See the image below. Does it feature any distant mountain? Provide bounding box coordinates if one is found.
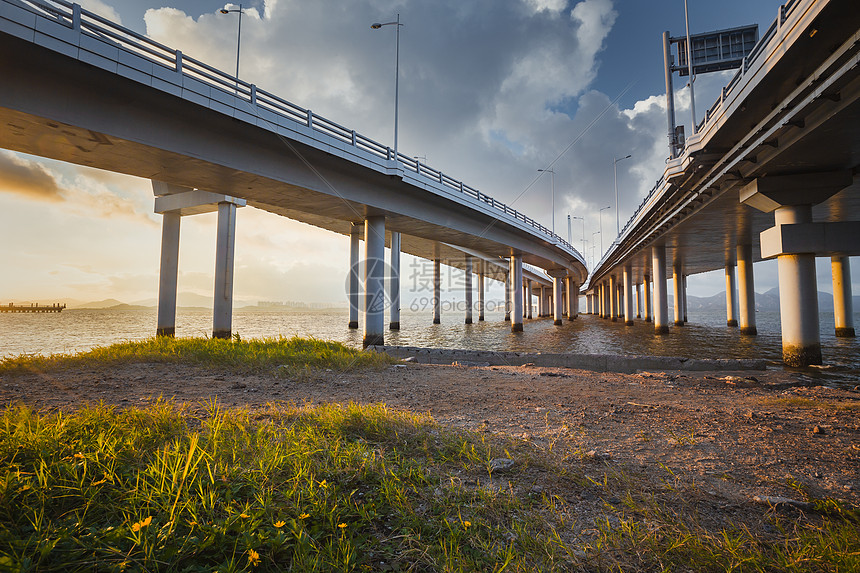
[70,298,125,309]
[672,288,860,313]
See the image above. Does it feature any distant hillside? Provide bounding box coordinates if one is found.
[70,298,125,309]
[675,288,860,312]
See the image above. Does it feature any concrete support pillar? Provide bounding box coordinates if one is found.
[601,283,608,318]
[652,246,669,334]
[635,283,642,319]
[567,277,577,320]
[538,287,544,317]
[832,256,855,337]
[672,263,684,327]
[623,267,634,326]
[464,255,473,324]
[682,275,688,323]
[523,279,528,319]
[156,211,181,337]
[526,279,533,318]
[511,255,523,332]
[775,205,821,366]
[433,251,442,324]
[389,231,401,330]
[504,273,511,321]
[348,223,361,329]
[213,202,238,339]
[737,243,757,335]
[553,277,563,325]
[609,275,618,322]
[725,263,738,327]
[363,215,386,347]
[643,274,652,322]
[478,271,485,321]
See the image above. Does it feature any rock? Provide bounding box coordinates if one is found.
[752,495,814,511]
[392,364,407,370]
[813,425,825,435]
[402,356,416,363]
[489,458,515,473]
[230,381,247,389]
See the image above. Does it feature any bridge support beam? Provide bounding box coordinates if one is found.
[504,273,511,321]
[635,283,642,319]
[526,279,533,318]
[672,264,684,327]
[609,275,618,322]
[774,205,821,366]
[464,255,473,324]
[567,276,577,320]
[832,256,855,337]
[643,274,652,323]
[737,244,757,335]
[389,231,401,330]
[363,215,386,347]
[478,270,486,321]
[623,267,634,326]
[652,246,669,334]
[156,211,180,337]
[523,279,528,319]
[348,224,360,329]
[602,282,610,319]
[553,276,563,325]
[725,263,738,327]
[213,202,238,339]
[510,255,523,332]
[433,246,442,324]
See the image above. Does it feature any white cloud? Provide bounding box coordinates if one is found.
[79,0,123,25]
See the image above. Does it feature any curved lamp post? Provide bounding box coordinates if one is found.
[613,154,632,234]
[219,4,244,81]
[371,14,402,162]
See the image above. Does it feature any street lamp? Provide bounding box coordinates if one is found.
[219,4,244,82]
[571,215,585,254]
[538,168,555,235]
[613,154,632,234]
[599,206,610,254]
[371,14,403,162]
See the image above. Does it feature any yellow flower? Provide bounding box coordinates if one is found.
[74,453,85,459]
[240,513,250,519]
[131,516,152,532]
[274,520,285,528]
[298,513,310,520]
[247,549,260,567]
[318,479,328,488]
[463,521,471,529]
[338,523,347,529]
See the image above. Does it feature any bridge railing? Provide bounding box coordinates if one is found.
[6,0,584,266]
[615,0,806,244]
[693,0,803,134]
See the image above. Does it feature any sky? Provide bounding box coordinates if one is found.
[2,0,856,307]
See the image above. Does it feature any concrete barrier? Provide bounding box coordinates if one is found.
[368,345,767,373]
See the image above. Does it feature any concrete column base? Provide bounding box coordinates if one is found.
[625,320,634,326]
[363,334,384,347]
[674,320,684,327]
[504,316,510,322]
[213,330,231,339]
[554,319,562,325]
[465,318,473,324]
[655,325,669,334]
[727,319,738,327]
[389,322,400,330]
[348,321,359,329]
[156,327,175,337]
[741,326,758,335]
[433,318,441,325]
[512,323,523,332]
[783,343,822,368]
[836,327,856,337]
[645,318,652,323]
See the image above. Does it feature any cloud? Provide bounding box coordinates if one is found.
[0,151,64,201]
[79,0,123,24]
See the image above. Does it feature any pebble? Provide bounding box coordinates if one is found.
[813,425,825,435]
[489,458,515,473]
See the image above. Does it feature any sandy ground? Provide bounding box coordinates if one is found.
[2,360,859,509]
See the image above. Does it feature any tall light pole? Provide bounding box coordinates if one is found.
[538,168,555,235]
[219,4,244,81]
[599,206,610,254]
[572,215,585,254]
[684,0,697,134]
[371,14,402,162]
[613,154,632,235]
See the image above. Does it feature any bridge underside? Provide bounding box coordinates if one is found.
[0,32,580,284]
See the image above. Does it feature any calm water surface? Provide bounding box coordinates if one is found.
[1,307,858,387]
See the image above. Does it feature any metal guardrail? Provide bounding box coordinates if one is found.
[616,0,805,245]
[5,0,583,263]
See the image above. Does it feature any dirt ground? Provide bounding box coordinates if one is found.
[2,360,859,509]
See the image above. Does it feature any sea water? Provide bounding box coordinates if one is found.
[1,307,858,388]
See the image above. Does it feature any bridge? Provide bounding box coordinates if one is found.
[0,0,587,346]
[585,0,860,366]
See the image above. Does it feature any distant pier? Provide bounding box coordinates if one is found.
[1,303,66,313]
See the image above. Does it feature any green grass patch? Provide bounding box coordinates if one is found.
[0,336,395,376]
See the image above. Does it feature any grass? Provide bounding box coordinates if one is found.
[0,402,857,572]
[0,336,395,376]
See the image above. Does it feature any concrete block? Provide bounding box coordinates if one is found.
[34,30,78,58]
[34,16,79,47]
[117,63,151,85]
[117,49,153,76]
[180,88,208,107]
[760,221,860,258]
[0,14,36,42]
[79,49,118,73]
[152,76,182,97]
